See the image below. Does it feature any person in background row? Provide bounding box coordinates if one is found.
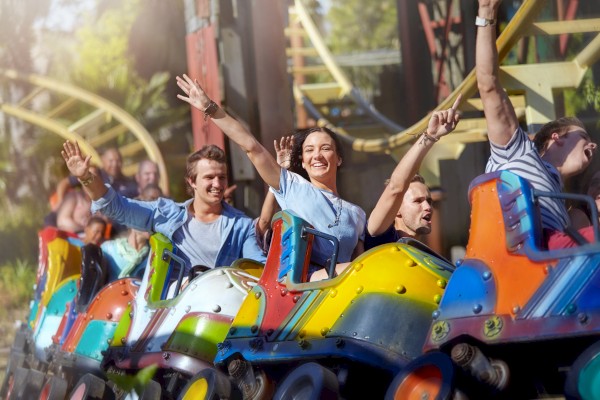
[82,216,107,246]
[56,190,92,235]
[135,160,160,196]
[100,186,163,282]
[100,148,138,198]
[61,141,266,273]
[138,183,164,202]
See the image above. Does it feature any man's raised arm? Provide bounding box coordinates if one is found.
[476,0,519,146]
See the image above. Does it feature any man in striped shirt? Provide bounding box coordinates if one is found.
[476,0,597,249]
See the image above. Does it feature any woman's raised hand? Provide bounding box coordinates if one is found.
[61,141,91,179]
[176,74,211,111]
[274,136,294,169]
[427,93,462,140]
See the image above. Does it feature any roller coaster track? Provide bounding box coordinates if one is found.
[0,69,169,193]
[290,0,600,182]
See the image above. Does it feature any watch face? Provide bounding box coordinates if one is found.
[475,16,495,26]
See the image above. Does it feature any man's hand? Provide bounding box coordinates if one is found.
[426,93,462,140]
[274,136,294,169]
[61,141,92,179]
[478,0,501,18]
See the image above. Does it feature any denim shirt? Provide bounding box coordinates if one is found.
[91,185,266,267]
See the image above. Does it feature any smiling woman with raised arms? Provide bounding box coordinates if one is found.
[177,75,365,280]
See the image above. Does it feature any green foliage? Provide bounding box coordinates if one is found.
[564,70,599,125]
[326,0,398,95]
[0,259,36,313]
[0,196,48,267]
[327,0,398,53]
[73,0,143,102]
[583,80,600,112]
[107,364,158,395]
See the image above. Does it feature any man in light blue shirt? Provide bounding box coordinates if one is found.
[62,142,266,270]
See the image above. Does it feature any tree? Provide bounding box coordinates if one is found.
[326,0,399,95]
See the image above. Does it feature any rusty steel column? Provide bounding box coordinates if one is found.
[185,0,225,150]
[396,0,435,123]
[250,0,294,147]
[290,18,308,128]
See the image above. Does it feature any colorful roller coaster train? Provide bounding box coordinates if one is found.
[3,170,600,399]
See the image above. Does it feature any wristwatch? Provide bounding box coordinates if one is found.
[475,16,496,27]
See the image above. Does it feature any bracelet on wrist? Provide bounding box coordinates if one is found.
[203,101,219,121]
[421,130,439,144]
[78,172,95,186]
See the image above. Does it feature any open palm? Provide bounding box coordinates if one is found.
[61,141,91,178]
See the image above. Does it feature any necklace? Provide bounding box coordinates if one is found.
[328,196,343,228]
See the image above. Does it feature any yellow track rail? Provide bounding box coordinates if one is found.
[290,0,600,183]
[0,69,169,193]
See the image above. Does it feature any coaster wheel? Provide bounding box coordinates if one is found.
[177,368,239,400]
[273,362,339,400]
[8,367,45,400]
[68,374,114,400]
[385,352,455,400]
[139,380,162,400]
[39,376,68,400]
[0,352,25,398]
[565,340,600,400]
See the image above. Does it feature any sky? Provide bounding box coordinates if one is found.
[38,0,95,32]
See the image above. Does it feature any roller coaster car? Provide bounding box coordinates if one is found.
[0,227,82,399]
[86,233,263,399]
[34,244,140,400]
[209,210,454,400]
[386,171,600,400]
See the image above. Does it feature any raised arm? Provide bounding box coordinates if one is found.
[476,0,519,146]
[257,136,292,236]
[176,75,282,189]
[61,141,108,201]
[367,95,462,236]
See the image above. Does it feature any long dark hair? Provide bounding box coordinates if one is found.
[290,127,344,181]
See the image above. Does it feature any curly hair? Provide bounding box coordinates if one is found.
[289,127,344,181]
[184,145,227,196]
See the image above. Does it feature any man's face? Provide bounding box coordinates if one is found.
[102,149,123,178]
[559,127,597,177]
[137,162,160,190]
[396,181,433,237]
[188,159,228,206]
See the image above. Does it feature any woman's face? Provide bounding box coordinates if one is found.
[301,131,341,181]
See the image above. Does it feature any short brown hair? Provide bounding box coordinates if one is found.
[384,173,425,186]
[533,117,586,154]
[185,145,227,195]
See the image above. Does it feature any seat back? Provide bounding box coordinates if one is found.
[465,171,550,315]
